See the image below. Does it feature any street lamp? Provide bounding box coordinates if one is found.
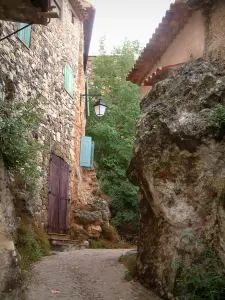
[94,99,107,117]
[80,93,107,117]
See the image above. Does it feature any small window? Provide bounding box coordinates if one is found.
[64,63,74,97]
[50,0,62,17]
[17,23,31,48]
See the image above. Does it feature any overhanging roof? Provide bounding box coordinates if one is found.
[126,0,192,86]
[143,62,185,86]
[0,0,49,25]
[0,0,92,25]
[83,1,96,71]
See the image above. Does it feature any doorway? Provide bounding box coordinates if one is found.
[48,153,69,234]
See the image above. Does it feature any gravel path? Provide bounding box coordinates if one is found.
[23,249,160,300]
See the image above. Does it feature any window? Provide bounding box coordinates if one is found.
[17,23,31,48]
[50,0,62,17]
[80,136,94,170]
[64,63,74,97]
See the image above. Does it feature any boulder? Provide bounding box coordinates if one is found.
[127,59,225,298]
[73,209,103,225]
[89,197,111,222]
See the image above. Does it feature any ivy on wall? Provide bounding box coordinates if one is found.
[0,92,44,194]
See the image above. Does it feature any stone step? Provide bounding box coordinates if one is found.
[48,233,71,241]
[48,235,89,252]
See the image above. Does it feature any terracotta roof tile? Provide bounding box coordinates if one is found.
[126,0,192,85]
[143,62,185,86]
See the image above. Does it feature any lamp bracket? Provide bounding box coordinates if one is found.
[80,94,102,105]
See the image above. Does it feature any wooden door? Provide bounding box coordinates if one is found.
[48,153,69,234]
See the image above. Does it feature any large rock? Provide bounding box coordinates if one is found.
[89,197,111,222]
[127,59,225,298]
[72,197,112,239]
[73,209,103,225]
[86,224,102,238]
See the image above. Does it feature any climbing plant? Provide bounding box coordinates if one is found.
[0,95,44,193]
[209,104,225,138]
[86,39,140,230]
[173,231,225,300]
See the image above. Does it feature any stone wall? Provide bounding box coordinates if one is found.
[0,0,86,229]
[0,159,19,295]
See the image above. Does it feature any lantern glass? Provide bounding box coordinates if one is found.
[94,99,107,117]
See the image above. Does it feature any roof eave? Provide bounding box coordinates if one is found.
[126,0,193,86]
[83,5,96,71]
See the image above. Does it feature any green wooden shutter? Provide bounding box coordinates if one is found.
[80,136,92,168]
[18,23,31,48]
[64,63,74,96]
[85,80,90,117]
[90,141,94,170]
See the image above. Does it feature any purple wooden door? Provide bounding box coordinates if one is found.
[48,153,69,234]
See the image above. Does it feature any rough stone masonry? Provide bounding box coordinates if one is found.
[0,0,89,294]
[0,0,86,228]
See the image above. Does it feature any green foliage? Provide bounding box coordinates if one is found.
[209,105,225,137]
[0,96,44,193]
[101,224,120,242]
[16,216,50,270]
[119,252,137,281]
[174,243,225,300]
[88,238,134,249]
[86,39,140,228]
[89,239,107,249]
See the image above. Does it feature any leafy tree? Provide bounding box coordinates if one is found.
[86,39,140,231]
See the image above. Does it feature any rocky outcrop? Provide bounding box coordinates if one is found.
[72,197,111,238]
[127,59,225,298]
[73,210,103,225]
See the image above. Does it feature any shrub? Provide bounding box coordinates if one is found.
[102,224,120,242]
[0,95,45,196]
[209,105,225,138]
[92,188,101,197]
[16,216,50,270]
[33,227,51,256]
[88,238,134,249]
[89,239,107,249]
[119,252,137,281]
[68,224,88,242]
[174,245,225,300]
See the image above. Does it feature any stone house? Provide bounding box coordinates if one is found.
[0,0,98,254]
[126,0,225,99]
